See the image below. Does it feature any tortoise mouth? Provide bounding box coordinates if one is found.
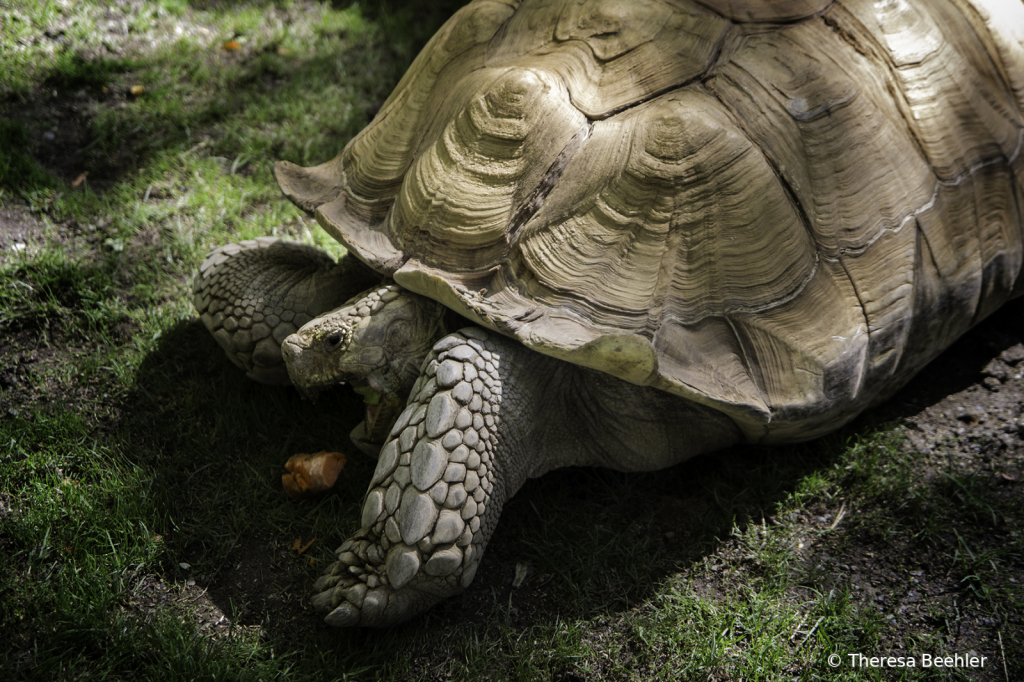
[351,378,382,425]
[350,377,401,445]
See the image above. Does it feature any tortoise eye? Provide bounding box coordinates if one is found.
[324,333,343,351]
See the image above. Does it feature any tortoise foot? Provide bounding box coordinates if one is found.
[310,523,478,627]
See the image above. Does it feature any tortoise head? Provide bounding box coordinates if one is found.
[282,283,448,442]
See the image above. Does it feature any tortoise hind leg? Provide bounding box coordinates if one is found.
[192,237,379,384]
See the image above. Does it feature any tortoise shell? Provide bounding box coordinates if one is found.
[275,0,1024,442]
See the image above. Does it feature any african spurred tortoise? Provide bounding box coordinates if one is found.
[194,0,1024,626]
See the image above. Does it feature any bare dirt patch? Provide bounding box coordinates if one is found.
[0,205,49,261]
[126,574,242,642]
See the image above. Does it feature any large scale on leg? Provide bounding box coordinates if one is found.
[193,0,1024,626]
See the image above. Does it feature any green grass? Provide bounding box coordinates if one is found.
[2,0,1023,680]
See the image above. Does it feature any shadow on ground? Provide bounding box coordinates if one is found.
[113,319,835,665]
[112,297,1023,667]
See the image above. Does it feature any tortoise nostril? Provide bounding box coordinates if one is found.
[281,336,301,362]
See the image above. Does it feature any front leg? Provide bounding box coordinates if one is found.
[309,326,741,626]
[311,328,534,626]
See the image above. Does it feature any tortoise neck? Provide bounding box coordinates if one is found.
[440,307,472,340]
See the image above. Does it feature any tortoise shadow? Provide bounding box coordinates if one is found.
[119,318,373,644]
[119,297,1024,654]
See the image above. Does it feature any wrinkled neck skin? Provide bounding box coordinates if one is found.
[281,283,448,441]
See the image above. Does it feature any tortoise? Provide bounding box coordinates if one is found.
[192,0,1024,626]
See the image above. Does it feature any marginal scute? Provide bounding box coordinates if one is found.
[274,157,345,214]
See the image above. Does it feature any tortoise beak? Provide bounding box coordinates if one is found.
[282,334,322,401]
